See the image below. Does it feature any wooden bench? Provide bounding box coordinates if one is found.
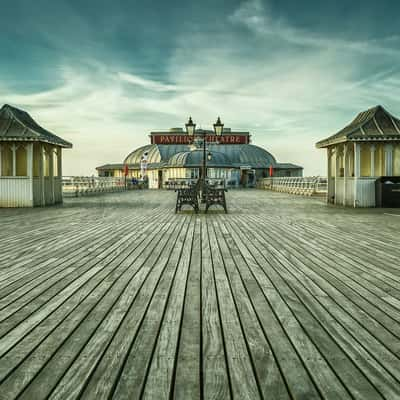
[204,187,228,213]
[175,184,199,213]
[175,180,228,214]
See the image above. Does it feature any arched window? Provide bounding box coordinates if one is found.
[16,145,27,176]
[1,144,13,176]
[33,143,41,177]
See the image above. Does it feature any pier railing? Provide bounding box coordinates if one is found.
[258,176,327,196]
[62,177,130,197]
[164,178,229,190]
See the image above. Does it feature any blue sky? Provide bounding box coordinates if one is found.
[1,0,400,175]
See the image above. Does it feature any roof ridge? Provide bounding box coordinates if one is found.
[316,105,400,148]
[0,104,72,148]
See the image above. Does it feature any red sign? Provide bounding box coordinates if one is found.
[151,134,249,145]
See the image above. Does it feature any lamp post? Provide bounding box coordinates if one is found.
[185,117,224,192]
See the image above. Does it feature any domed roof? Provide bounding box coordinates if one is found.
[168,150,231,167]
[123,144,160,164]
[210,144,276,167]
[124,144,191,165]
[123,143,276,168]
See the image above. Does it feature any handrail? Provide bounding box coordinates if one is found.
[62,176,131,197]
[258,176,327,196]
[165,178,227,190]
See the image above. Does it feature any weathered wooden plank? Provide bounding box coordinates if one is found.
[0,211,163,319]
[140,218,194,399]
[0,189,399,400]
[223,217,388,399]
[172,218,201,400]
[246,215,400,351]
[0,212,172,384]
[78,216,192,400]
[0,211,169,341]
[209,219,289,400]
[201,217,231,400]
[217,217,351,400]
[48,217,191,399]
[0,218,178,398]
[15,219,181,400]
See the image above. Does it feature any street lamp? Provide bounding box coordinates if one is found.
[185,116,196,136]
[213,116,224,137]
[185,116,224,197]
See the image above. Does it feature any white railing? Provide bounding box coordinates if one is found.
[164,178,231,190]
[258,176,327,196]
[62,176,130,197]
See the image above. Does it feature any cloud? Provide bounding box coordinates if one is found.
[229,0,400,57]
[1,0,400,177]
[118,72,177,92]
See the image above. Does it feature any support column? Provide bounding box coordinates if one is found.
[27,143,33,203]
[384,144,393,176]
[57,147,63,203]
[354,143,361,178]
[354,142,361,207]
[343,143,348,206]
[327,147,332,203]
[11,144,17,176]
[334,146,341,204]
[0,144,2,176]
[49,146,55,204]
[370,144,376,177]
[58,148,62,178]
[39,144,45,206]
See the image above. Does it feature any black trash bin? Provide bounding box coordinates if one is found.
[375,176,400,207]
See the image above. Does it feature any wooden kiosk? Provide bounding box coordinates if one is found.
[0,104,72,207]
[316,105,400,207]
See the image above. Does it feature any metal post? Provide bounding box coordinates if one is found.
[203,131,206,185]
[384,144,393,176]
[11,144,17,176]
[370,145,376,177]
[354,142,361,207]
[200,131,207,201]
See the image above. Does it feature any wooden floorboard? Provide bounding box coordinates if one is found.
[0,190,400,399]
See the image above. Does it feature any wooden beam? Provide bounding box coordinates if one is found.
[27,143,33,204]
[370,144,376,177]
[11,144,17,177]
[39,143,45,206]
[49,146,55,204]
[343,143,348,206]
[384,144,393,176]
[354,143,361,207]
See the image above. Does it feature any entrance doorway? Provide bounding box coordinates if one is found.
[158,170,163,189]
[240,169,256,187]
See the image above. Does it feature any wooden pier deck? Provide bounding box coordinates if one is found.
[0,190,400,400]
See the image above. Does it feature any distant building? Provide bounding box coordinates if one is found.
[97,127,303,189]
[0,104,72,207]
[316,105,400,207]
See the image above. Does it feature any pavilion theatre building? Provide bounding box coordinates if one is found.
[97,127,302,189]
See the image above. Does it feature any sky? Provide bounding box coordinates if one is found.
[1,0,400,176]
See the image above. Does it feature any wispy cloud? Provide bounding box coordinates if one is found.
[230,0,400,56]
[118,72,177,92]
[1,0,400,176]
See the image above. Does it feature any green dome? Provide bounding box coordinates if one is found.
[167,150,232,167]
[123,143,277,168]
